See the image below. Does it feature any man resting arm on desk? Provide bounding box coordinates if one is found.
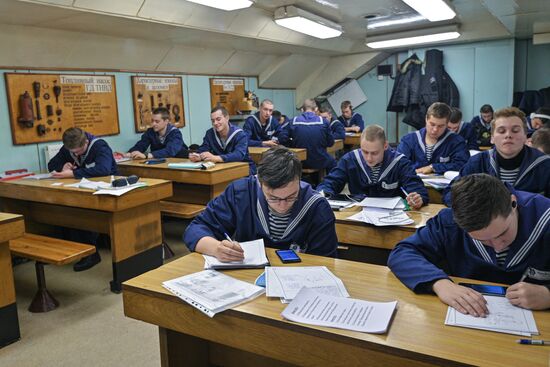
[184,147,338,261]
[388,174,550,316]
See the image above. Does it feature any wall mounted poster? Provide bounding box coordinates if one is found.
[131,76,185,132]
[209,78,245,116]
[5,73,119,145]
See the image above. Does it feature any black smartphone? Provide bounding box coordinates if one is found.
[276,249,301,263]
[459,283,508,296]
[143,158,166,165]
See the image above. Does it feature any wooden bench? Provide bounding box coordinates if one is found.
[159,201,206,259]
[9,234,96,313]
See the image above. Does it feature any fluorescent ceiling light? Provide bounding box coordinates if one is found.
[403,0,456,22]
[367,31,460,49]
[274,6,343,39]
[367,15,425,29]
[186,0,253,11]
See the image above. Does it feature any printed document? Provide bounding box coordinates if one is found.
[358,196,405,210]
[203,239,269,269]
[281,287,397,333]
[347,207,413,226]
[266,266,349,302]
[163,270,265,318]
[445,295,539,336]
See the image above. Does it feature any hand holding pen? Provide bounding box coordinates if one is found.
[401,187,423,210]
[215,232,244,262]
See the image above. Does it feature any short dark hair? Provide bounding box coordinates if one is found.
[341,100,352,110]
[449,107,462,124]
[258,147,301,189]
[272,110,282,121]
[426,102,451,120]
[62,127,87,150]
[480,104,494,114]
[318,106,332,115]
[211,105,229,117]
[451,174,512,232]
[152,107,170,120]
[533,107,550,126]
[531,127,550,154]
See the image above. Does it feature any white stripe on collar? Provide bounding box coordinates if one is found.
[378,154,404,182]
[470,238,493,264]
[507,208,550,268]
[215,127,242,149]
[282,193,323,239]
[71,138,98,166]
[515,155,550,186]
[415,131,425,154]
[353,149,372,184]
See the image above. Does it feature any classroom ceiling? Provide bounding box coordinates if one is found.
[2,0,550,101]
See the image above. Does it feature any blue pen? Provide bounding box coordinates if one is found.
[516,339,549,345]
[223,232,234,243]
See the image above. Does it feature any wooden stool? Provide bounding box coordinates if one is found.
[10,234,96,313]
[159,201,206,259]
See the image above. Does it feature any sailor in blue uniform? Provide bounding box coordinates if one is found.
[470,104,494,148]
[442,107,550,206]
[338,100,364,132]
[319,107,346,140]
[190,106,255,175]
[318,125,428,209]
[124,107,188,159]
[447,107,478,150]
[397,102,469,174]
[389,174,550,314]
[243,99,287,147]
[184,147,338,260]
[288,99,335,171]
[48,127,117,271]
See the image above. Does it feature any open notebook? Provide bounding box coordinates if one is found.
[203,238,269,270]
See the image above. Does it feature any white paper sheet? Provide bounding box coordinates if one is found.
[281,287,397,333]
[265,266,349,302]
[22,173,53,180]
[93,183,146,196]
[358,196,405,209]
[163,270,265,318]
[347,207,413,226]
[443,171,459,180]
[64,178,111,190]
[203,239,269,269]
[444,295,539,336]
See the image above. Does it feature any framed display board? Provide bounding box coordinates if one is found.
[131,76,185,132]
[5,73,119,145]
[209,78,245,116]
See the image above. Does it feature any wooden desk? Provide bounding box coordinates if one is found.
[248,147,307,164]
[328,139,344,157]
[479,146,492,151]
[118,158,249,205]
[426,185,444,204]
[334,204,444,251]
[344,133,361,146]
[123,250,550,367]
[0,178,172,292]
[0,213,24,348]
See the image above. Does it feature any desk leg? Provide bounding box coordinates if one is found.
[0,242,20,348]
[109,202,163,293]
[159,327,209,367]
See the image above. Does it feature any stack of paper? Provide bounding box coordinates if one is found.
[203,239,269,269]
[423,177,452,190]
[444,171,459,181]
[348,207,414,226]
[64,178,111,190]
[265,266,349,303]
[163,270,265,318]
[22,173,53,180]
[358,196,406,210]
[445,295,539,336]
[281,287,398,334]
[168,162,215,170]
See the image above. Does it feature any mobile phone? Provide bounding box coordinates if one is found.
[276,249,301,263]
[143,158,166,165]
[458,283,508,296]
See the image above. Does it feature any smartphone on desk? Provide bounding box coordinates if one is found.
[142,158,166,165]
[276,249,301,263]
[459,283,508,296]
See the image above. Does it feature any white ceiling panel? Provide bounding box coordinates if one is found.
[183,3,239,31]
[158,45,235,74]
[260,54,330,89]
[73,0,144,16]
[216,51,278,75]
[226,6,272,37]
[137,0,195,25]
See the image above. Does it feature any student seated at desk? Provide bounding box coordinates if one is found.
[189,106,255,175]
[447,107,478,150]
[243,99,287,147]
[397,102,469,175]
[317,125,428,210]
[338,100,364,133]
[123,107,188,159]
[388,174,550,315]
[470,104,494,148]
[183,147,338,260]
[47,127,117,271]
[530,127,550,154]
[442,107,550,206]
[319,107,346,140]
[527,107,550,135]
[288,99,335,172]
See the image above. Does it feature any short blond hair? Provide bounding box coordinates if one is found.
[361,124,386,143]
[491,107,527,134]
